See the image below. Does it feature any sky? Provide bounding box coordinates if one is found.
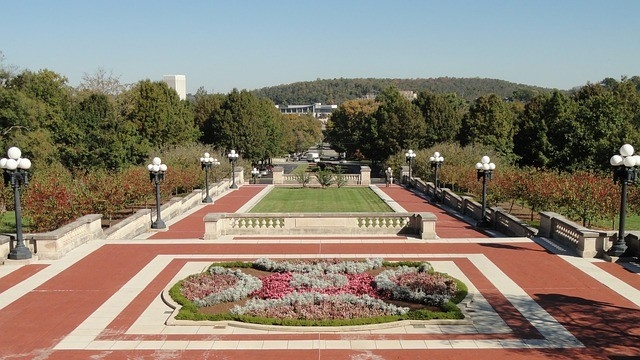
[2,0,639,95]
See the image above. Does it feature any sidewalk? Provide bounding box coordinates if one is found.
[0,184,639,359]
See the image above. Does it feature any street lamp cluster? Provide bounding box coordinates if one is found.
[147,157,168,229]
[429,151,444,200]
[1,147,32,260]
[228,149,239,189]
[200,152,220,203]
[608,144,640,257]
[405,149,416,182]
[475,155,496,228]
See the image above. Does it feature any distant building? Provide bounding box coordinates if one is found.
[163,75,186,100]
[275,103,338,120]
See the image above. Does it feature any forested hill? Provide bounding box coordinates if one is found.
[251,77,556,105]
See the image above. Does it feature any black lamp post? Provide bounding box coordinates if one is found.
[405,149,416,183]
[1,147,32,260]
[475,155,495,228]
[608,144,639,257]
[429,151,444,200]
[200,152,219,203]
[228,150,239,189]
[251,167,260,184]
[147,157,167,229]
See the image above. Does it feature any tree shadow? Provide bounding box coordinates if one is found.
[479,242,546,252]
[534,292,640,358]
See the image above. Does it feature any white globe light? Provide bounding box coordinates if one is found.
[440,156,444,162]
[633,155,640,166]
[7,147,21,160]
[620,144,634,157]
[0,158,6,168]
[489,163,496,170]
[147,164,153,171]
[204,152,210,158]
[153,157,161,165]
[199,157,205,162]
[429,156,435,162]
[5,159,17,170]
[611,155,623,166]
[18,158,31,170]
[152,164,160,172]
[624,156,636,167]
[434,152,440,157]
[481,156,490,164]
[475,162,482,170]
[482,163,490,170]
[159,164,167,172]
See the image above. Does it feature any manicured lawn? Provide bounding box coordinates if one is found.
[249,187,392,213]
[0,211,32,233]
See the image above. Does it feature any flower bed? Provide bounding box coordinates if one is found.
[169,258,468,326]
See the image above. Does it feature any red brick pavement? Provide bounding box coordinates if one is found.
[0,184,639,359]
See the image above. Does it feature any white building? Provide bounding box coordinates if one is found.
[163,75,186,100]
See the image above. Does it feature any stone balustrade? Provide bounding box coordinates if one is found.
[538,211,613,258]
[204,212,437,240]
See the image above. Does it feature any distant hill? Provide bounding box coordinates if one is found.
[251,77,556,105]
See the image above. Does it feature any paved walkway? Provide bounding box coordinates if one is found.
[1,184,640,359]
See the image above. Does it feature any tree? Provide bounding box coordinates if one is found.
[282,114,322,155]
[369,87,425,163]
[513,94,551,168]
[78,67,126,96]
[62,93,135,170]
[413,90,464,147]
[460,94,516,158]
[325,99,378,159]
[118,79,199,164]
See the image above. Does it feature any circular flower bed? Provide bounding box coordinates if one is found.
[170,258,467,326]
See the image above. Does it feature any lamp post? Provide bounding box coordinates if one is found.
[200,152,219,203]
[147,157,167,229]
[228,150,239,189]
[608,144,640,257]
[429,151,444,200]
[405,149,416,183]
[251,167,260,184]
[475,155,495,228]
[1,147,32,260]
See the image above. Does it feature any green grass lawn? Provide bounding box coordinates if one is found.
[0,211,32,233]
[249,187,392,213]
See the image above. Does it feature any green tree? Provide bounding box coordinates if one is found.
[413,91,465,147]
[325,99,378,159]
[118,80,199,163]
[370,87,425,163]
[460,94,516,158]
[513,94,551,168]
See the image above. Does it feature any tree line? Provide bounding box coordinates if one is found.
[326,77,640,173]
[251,77,552,105]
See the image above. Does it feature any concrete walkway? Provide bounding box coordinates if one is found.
[0,184,639,359]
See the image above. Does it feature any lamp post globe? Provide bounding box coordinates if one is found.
[200,152,219,203]
[608,144,639,257]
[228,150,239,189]
[1,147,33,260]
[429,151,444,201]
[148,157,167,229]
[475,155,495,228]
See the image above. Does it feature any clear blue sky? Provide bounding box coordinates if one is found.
[2,0,639,94]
